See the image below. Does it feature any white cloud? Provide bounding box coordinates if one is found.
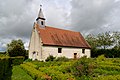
[69,0,120,34]
[0,0,70,51]
[0,0,120,51]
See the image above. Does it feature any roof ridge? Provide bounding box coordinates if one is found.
[46,26,80,33]
[35,22,80,33]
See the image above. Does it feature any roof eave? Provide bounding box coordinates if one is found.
[43,44,91,49]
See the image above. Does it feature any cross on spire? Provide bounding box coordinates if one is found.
[36,5,46,28]
[40,5,42,8]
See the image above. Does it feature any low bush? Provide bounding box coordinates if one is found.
[24,58,32,62]
[39,67,75,80]
[25,62,38,69]
[45,55,56,62]
[94,75,120,80]
[20,64,50,80]
[0,53,8,57]
[96,55,106,61]
[94,68,120,76]
[98,65,120,71]
[32,61,74,68]
[55,56,69,62]
[69,56,94,79]
[11,56,25,65]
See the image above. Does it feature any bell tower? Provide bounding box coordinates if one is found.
[36,5,46,28]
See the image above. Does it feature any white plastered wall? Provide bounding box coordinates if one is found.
[41,46,91,61]
[29,26,42,60]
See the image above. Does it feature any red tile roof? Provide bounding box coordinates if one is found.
[35,23,91,49]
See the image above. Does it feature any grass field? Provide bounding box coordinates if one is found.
[12,66,33,80]
[11,56,120,80]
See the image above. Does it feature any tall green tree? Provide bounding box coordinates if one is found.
[113,31,120,50]
[6,39,26,57]
[96,32,114,49]
[85,34,98,49]
[85,31,120,58]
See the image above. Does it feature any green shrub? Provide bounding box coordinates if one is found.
[45,55,56,62]
[55,56,69,62]
[96,55,106,61]
[69,56,94,78]
[20,64,49,80]
[24,58,32,62]
[93,68,120,76]
[0,52,8,57]
[0,57,12,80]
[94,75,120,80]
[98,65,120,71]
[11,56,25,65]
[25,62,38,69]
[32,61,74,67]
[39,67,75,80]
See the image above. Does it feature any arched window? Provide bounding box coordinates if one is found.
[82,49,85,54]
[41,21,44,25]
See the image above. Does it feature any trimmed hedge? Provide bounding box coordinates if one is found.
[94,75,120,80]
[25,62,38,69]
[20,61,75,80]
[0,56,25,80]
[20,64,50,80]
[31,60,76,68]
[39,66,75,80]
[0,57,12,80]
[11,56,25,65]
[55,56,69,62]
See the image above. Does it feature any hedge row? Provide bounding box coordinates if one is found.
[92,56,120,79]
[39,66,75,80]
[0,57,11,80]
[11,56,25,65]
[0,56,25,80]
[21,61,75,80]
[31,60,75,68]
[94,75,120,80]
[20,64,50,80]
[24,62,38,69]
[94,68,120,75]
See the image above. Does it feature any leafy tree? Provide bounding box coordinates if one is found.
[85,34,99,57]
[86,31,120,58]
[6,39,26,57]
[113,31,120,50]
[85,34,98,49]
[96,32,114,49]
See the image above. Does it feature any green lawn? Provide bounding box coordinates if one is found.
[12,66,33,80]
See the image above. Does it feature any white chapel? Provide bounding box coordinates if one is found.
[29,6,91,61]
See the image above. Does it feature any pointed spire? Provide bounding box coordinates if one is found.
[36,5,46,28]
[36,5,45,21]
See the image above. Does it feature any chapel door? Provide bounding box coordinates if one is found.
[74,53,77,59]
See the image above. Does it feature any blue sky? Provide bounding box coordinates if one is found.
[0,0,120,51]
